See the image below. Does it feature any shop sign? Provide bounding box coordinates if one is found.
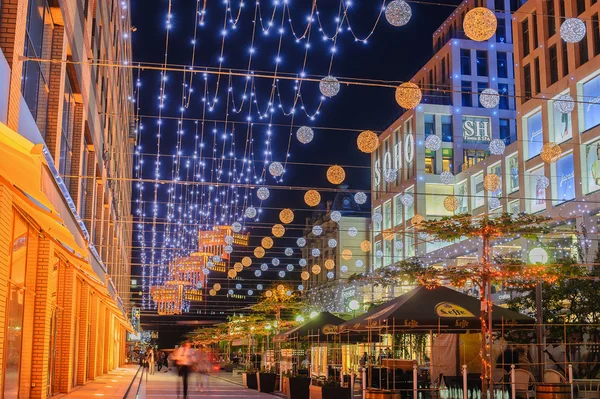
[435,302,475,318]
[462,116,491,143]
[374,133,414,187]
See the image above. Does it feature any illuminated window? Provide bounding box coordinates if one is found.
[463,150,489,169]
[393,195,403,226]
[383,201,392,230]
[425,150,436,174]
[442,149,453,173]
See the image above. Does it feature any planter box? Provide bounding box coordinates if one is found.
[257,373,277,393]
[309,385,351,399]
[365,391,401,399]
[286,377,311,399]
[244,372,258,390]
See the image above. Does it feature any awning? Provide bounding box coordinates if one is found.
[273,312,345,343]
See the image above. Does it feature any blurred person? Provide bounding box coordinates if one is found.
[196,351,211,392]
[174,343,197,399]
[147,348,155,375]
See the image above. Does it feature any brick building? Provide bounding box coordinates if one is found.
[0,0,134,397]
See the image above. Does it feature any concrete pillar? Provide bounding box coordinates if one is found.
[87,293,99,380]
[69,103,86,202]
[0,186,14,394]
[45,25,67,161]
[76,283,90,385]
[55,262,77,393]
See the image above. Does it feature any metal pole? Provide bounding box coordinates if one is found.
[462,365,468,399]
[536,282,545,382]
[413,362,418,399]
[510,365,516,399]
[568,364,573,399]
[362,367,367,399]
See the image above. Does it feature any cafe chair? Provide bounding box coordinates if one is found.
[514,369,536,399]
[492,368,508,384]
[543,369,566,383]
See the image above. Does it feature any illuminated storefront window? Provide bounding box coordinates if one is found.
[506,153,520,193]
[582,74,600,131]
[375,241,383,269]
[551,94,572,143]
[425,149,436,174]
[471,172,485,210]
[393,194,403,226]
[527,166,547,213]
[383,201,392,230]
[426,184,454,216]
[553,152,575,205]
[456,180,469,214]
[487,163,503,208]
[525,110,543,159]
[404,187,414,221]
[373,206,382,235]
[584,138,600,194]
[442,149,453,173]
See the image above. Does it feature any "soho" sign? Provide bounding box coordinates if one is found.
[374,133,414,187]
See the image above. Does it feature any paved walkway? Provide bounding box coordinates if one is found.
[53,364,141,399]
[144,370,277,398]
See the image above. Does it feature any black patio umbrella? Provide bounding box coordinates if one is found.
[273,312,345,343]
[338,285,534,333]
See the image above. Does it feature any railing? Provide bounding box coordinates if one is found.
[123,366,145,399]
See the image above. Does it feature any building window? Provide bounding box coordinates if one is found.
[60,78,76,189]
[523,64,532,99]
[442,148,453,173]
[532,13,539,48]
[374,206,382,235]
[579,35,589,66]
[464,150,489,170]
[425,150,436,174]
[461,81,472,107]
[79,138,89,219]
[582,75,600,131]
[471,172,485,209]
[549,45,559,84]
[499,118,512,144]
[404,187,414,221]
[525,110,543,159]
[497,52,508,78]
[522,19,530,57]
[495,0,504,11]
[383,200,392,230]
[424,114,435,136]
[460,49,471,75]
[593,14,600,56]
[498,83,510,109]
[496,18,507,43]
[534,57,541,94]
[477,82,487,107]
[393,194,403,226]
[554,153,575,205]
[441,115,452,142]
[576,0,586,15]
[547,0,556,37]
[562,42,569,76]
[476,50,488,76]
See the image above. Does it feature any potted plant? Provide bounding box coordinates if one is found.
[256,368,277,393]
[309,377,351,399]
[284,372,311,399]
[223,362,234,372]
[243,366,258,390]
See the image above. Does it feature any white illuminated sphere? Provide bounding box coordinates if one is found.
[328,238,338,248]
[385,0,412,27]
[245,206,257,218]
[278,271,286,278]
[272,258,280,266]
[228,289,234,295]
[224,245,233,254]
[354,192,367,204]
[225,235,234,244]
[202,267,210,275]
[196,282,203,289]
[554,94,575,114]
[536,175,550,189]
[287,264,294,271]
[248,289,254,296]
[261,263,269,271]
[356,259,364,267]
[341,265,349,273]
[232,222,242,232]
[529,247,549,264]
[489,139,506,155]
[489,197,501,209]
[401,193,414,206]
[319,76,340,98]
[376,250,384,258]
[299,258,307,267]
[257,187,270,200]
[312,225,323,236]
[418,232,429,239]
[297,237,306,247]
[327,271,334,279]
[479,88,500,108]
[312,248,321,257]
[384,168,398,182]
[213,255,221,262]
[440,171,454,185]
[298,284,304,291]
[297,126,314,144]
[395,240,404,250]
[330,211,342,222]
[254,270,262,277]
[286,290,292,297]
[269,161,284,177]
[372,212,383,224]
[560,18,586,43]
[236,283,242,290]
[425,134,441,150]
[285,248,293,256]
[257,284,263,290]
[348,227,358,237]
[207,261,214,269]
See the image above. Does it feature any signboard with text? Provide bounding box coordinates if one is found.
[462,116,491,143]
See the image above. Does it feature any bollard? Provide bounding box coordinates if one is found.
[568,364,573,399]
[362,367,367,399]
[510,365,516,399]
[280,368,283,392]
[351,372,355,396]
[413,363,418,399]
[462,365,467,399]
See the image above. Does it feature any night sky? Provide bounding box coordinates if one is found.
[130,0,462,348]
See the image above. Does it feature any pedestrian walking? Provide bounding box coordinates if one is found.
[195,351,211,392]
[157,351,163,371]
[174,343,197,399]
[147,348,155,375]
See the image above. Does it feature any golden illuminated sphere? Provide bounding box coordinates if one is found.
[301,271,310,281]
[213,283,221,291]
[541,142,562,164]
[443,196,460,212]
[234,262,244,272]
[412,214,425,225]
[395,82,422,109]
[357,130,379,153]
[228,269,237,278]
[279,208,294,224]
[254,246,266,259]
[483,173,501,192]
[277,284,285,292]
[265,290,273,298]
[342,249,352,260]
[326,165,346,185]
[312,264,322,274]
[261,236,274,249]
[383,228,395,241]
[360,240,372,252]
[463,7,497,42]
[272,223,285,237]
[242,256,252,267]
[209,289,216,296]
[325,259,335,270]
[304,190,321,207]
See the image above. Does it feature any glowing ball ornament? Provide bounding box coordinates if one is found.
[483,174,501,191]
[242,256,252,267]
[385,0,412,27]
[330,211,342,222]
[228,290,234,296]
[260,263,269,271]
[285,248,293,256]
[560,18,586,43]
[311,264,322,274]
[348,227,358,237]
[529,247,549,264]
[311,248,321,257]
[301,271,310,281]
[342,249,353,260]
[325,259,335,270]
[257,284,263,290]
[248,290,254,296]
[202,268,210,275]
[341,265,349,273]
[312,225,323,236]
[272,258,280,266]
[299,258,307,267]
[213,283,221,291]
[356,259,365,267]
[554,94,575,114]
[304,190,321,206]
[254,270,262,277]
[245,206,257,218]
[279,208,294,224]
[297,126,314,144]
[298,284,304,291]
[319,76,340,98]
[489,139,506,155]
[463,7,497,41]
[232,222,242,232]
[286,264,294,271]
[489,197,501,209]
[536,175,550,189]
[383,229,395,241]
[327,165,346,184]
[394,241,403,250]
[209,289,216,296]
[213,255,221,263]
[269,161,284,177]
[541,142,562,164]
[296,237,306,247]
[225,235,234,245]
[234,263,244,272]
[395,82,422,109]
[224,245,233,254]
[425,134,441,151]
[278,271,286,278]
[412,214,425,225]
[360,240,372,252]
[372,212,383,224]
[479,88,500,108]
[260,237,273,250]
[328,238,338,248]
[440,171,454,185]
[272,223,285,237]
[228,269,237,278]
[401,193,414,206]
[357,130,379,153]
[257,187,270,200]
[254,246,266,258]
[354,192,367,204]
[444,196,460,212]
[265,290,273,298]
[384,168,398,183]
[235,283,242,290]
[327,271,334,279]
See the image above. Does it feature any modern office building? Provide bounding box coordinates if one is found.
[0,0,134,397]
